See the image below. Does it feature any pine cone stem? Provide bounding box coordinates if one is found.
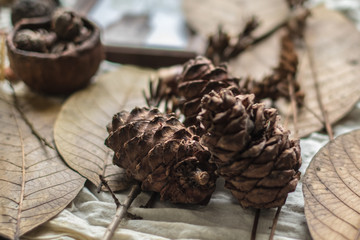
[103,184,141,240]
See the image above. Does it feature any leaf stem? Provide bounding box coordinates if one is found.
[8,82,55,149]
[103,184,141,240]
[304,40,334,141]
[269,206,282,240]
[99,175,121,208]
[251,209,261,240]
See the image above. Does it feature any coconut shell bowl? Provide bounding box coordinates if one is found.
[6,10,104,94]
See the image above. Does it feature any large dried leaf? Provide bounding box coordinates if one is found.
[54,66,155,191]
[0,84,85,239]
[303,129,360,239]
[183,0,289,37]
[231,7,360,137]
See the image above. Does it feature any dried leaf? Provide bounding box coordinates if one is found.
[231,7,360,137]
[183,0,289,38]
[54,66,156,191]
[303,129,360,239]
[0,84,85,239]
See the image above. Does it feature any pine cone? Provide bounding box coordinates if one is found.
[177,56,242,130]
[51,9,83,41]
[198,89,301,208]
[105,107,217,204]
[238,33,304,107]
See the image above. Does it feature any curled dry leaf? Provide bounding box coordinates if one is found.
[54,66,156,191]
[303,129,360,239]
[229,7,360,137]
[0,85,85,239]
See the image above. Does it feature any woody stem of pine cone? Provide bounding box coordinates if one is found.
[269,207,282,240]
[251,209,261,240]
[103,184,141,240]
[99,175,121,208]
[304,40,334,141]
[8,82,55,150]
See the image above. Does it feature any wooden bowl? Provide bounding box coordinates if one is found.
[6,16,104,94]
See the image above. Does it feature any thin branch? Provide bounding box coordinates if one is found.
[269,207,282,240]
[251,209,261,240]
[8,82,55,150]
[103,184,141,240]
[99,175,121,208]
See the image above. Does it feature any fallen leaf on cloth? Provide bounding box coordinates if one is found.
[0,83,85,239]
[54,66,156,191]
[303,129,360,239]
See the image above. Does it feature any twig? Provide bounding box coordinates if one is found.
[269,207,282,240]
[8,82,55,149]
[99,175,121,208]
[103,184,141,240]
[251,209,261,240]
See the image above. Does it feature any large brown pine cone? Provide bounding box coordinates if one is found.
[198,89,301,208]
[105,107,217,204]
[177,56,241,129]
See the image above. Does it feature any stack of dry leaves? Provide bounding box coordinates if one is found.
[2,0,360,240]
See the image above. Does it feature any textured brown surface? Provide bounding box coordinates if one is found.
[177,56,241,129]
[105,107,217,204]
[54,66,156,192]
[303,129,360,240]
[0,85,85,239]
[198,89,301,208]
[6,16,104,94]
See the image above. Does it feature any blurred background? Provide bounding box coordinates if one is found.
[1,0,360,68]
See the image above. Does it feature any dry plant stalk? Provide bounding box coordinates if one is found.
[103,184,141,240]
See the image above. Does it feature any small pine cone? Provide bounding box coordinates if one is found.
[177,56,241,129]
[51,9,83,41]
[256,34,304,106]
[14,29,48,53]
[198,89,301,208]
[205,26,231,65]
[105,107,217,204]
[11,0,58,25]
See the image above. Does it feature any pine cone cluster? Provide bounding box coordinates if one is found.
[105,107,217,204]
[198,89,301,208]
